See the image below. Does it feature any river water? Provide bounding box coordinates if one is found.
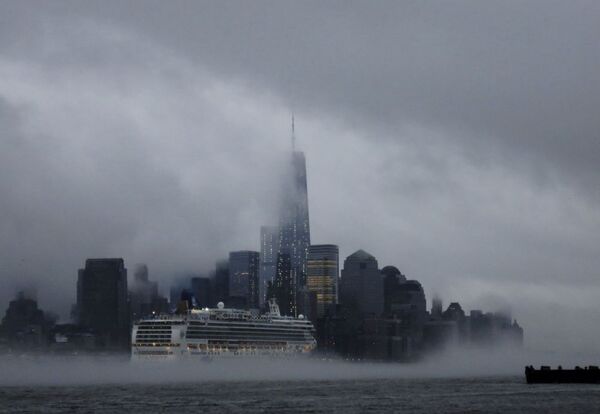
[1,376,600,413]
[1,352,599,413]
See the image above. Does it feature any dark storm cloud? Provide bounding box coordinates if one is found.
[0,20,291,316]
[14,0,596,191]
[0,1,599,351]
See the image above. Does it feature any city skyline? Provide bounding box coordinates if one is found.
[1,250,523,358]
[0,113,592,353]
[1,2,599,354]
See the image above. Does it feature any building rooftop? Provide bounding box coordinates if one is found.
[347,249,376,261]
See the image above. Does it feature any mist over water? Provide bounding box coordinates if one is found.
[2,347,599,387]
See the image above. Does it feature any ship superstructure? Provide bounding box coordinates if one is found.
[131,299,316,359]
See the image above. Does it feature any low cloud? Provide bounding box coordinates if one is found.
[1,2,599,352]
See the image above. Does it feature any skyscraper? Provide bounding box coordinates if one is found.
[0,291,53,348]
[76,258,129,347]
[169,275,191,310]
[306,244,339,319]
[381,265,426,349]
[277,119,311,316]
[130,264,168,320]
[228,251,260,309]
[272,252,292,315]
[191,276,212,308]
[339,250,383,316]
[259,225,280,306]
[213,260,229,306]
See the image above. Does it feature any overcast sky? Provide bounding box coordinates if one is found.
[1,1,599,352]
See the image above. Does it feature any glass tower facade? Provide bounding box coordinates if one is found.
[306,244,339,318]
[259,225,280,306]
[228,251,260,309]
[277,150,311,316]
[76,258,129,347]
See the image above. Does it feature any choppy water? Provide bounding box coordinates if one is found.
[2,377,600,413]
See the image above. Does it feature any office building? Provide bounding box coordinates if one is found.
[259,225,279,306]
[228,251,260,309]
[381,265,427,351]
[130,264,168,320]
[272,253,293,315]
[277,120,311,316]
[191,276,212,308]
[76,258,129,347]
[306,244,339,319]
[0,291,54,348]
[213,260,229,306]
[339,250,383,316]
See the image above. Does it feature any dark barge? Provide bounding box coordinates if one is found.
[525,365,600,384]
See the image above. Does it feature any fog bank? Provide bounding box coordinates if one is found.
[2,347,599,387]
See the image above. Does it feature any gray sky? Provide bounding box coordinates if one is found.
[1,1,599,352]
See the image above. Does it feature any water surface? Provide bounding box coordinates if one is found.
[2,376,599,413]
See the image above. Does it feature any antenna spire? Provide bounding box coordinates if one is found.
[291,114,296,150]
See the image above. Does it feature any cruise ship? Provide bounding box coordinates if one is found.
[131,299,316,359]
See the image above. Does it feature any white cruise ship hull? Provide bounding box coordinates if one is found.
[131,306,316,360]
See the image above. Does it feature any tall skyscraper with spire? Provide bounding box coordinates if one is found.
[259,225,279,304]
[273,117,311,316]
